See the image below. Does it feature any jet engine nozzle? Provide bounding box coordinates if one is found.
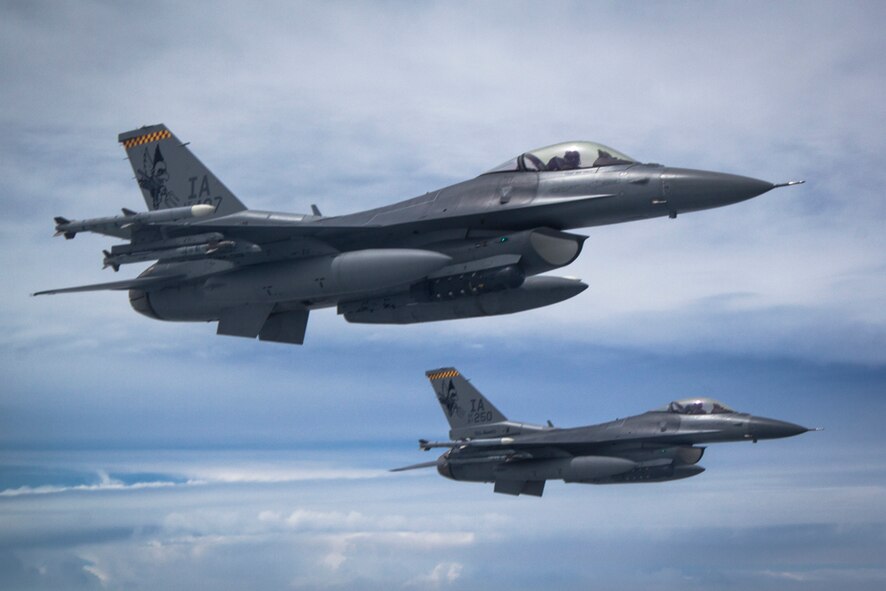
[436,452,453,480]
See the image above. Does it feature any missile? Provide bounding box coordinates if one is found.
[102,239,259,270]
[109,232,226,255]
[419,438,515,450]
[54,204,216,238]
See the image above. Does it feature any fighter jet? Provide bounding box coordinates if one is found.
[35,124,803,344]
[393,368,813,496]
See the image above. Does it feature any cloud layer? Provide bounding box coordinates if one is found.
[1,446,884,590]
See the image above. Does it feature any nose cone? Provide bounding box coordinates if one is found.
[748,416,809,441]
[663,168,774,213]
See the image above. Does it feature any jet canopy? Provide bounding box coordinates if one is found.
[485,141,637,174]
[659,398,737,415]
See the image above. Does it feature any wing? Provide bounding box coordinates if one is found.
[389,461,440,472]
[33,274,186,295]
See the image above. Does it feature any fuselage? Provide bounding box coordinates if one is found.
[131,162,775,324]
[439,407,808,486]
[41,128,798,344]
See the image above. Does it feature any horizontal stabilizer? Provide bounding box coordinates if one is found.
[217,304,274,338]
[258,310,309,345]
[494,479,545,497]
[32,274,185,296]
[215,307,310,344]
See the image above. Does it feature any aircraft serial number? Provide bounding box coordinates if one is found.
[468,411,493,424]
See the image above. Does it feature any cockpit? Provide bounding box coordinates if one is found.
[484,141,638,174]
[658,398,737,415]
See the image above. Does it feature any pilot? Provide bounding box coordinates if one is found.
[686,402,704,415]
[592,149,627,167]
[546,150,581,171]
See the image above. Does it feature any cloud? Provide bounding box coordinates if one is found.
[1,445,884,590]
[318,532,474,573]
[404,562,464,588]
[0,479,177,498]
[0,460,384,497]
[760,568,886,585]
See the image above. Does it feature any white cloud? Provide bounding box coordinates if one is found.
[0,479,177,497]
[1,445,884,590]
[404,562,464,588]
[81,563,110,587]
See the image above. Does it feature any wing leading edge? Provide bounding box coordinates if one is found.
[32,274,185,296]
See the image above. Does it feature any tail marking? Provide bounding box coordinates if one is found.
[122,129,171,149]
[427,369,460,380]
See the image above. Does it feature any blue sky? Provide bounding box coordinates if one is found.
[1,1,885,589]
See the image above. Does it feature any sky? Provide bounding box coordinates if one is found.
[1,0,885,589]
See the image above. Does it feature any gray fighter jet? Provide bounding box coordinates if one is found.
[35,124,803,344]
[393,368,812,496]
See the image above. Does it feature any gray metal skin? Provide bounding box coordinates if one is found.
[35,124,802,345]
[393,368,811,497]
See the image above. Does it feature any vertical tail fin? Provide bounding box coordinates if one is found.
[426,368,508,439]
[118,124,247,216]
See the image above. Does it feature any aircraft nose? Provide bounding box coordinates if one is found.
[662,168,774,212]
[748,416,809,441]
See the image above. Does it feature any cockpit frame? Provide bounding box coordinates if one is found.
[484,141,638,175]
[658,397,738,415]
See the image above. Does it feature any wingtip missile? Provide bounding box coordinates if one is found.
[53,204,219,237]
[53,216,76,239]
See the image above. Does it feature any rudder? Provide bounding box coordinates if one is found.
[118,124,247,216]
